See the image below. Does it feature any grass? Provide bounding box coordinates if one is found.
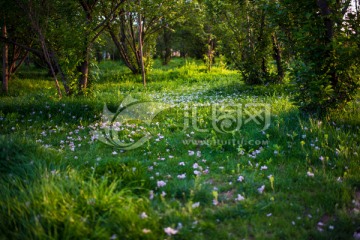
[0,58,360,239]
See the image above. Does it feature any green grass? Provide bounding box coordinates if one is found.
[0,58,359,239]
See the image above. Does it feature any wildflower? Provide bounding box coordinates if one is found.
[192,202,200,208]
[258,185,265,194]
[194,170,201,176]
[112,151,118,155]
[188,150,195,156]
[266,213,272,217]
[140,212,148,219]
[237,176,244,182]
[307,171,314,177]
[161,191,166,197]
[260,165,268,170]
[196,151,201,157]
[149,190,154,200]
[157,180,166,187]
[142,229,151,234]
[164,227,178,236]
[179,162,185,166]
[193,163,199,169]
[319,156,324,161]
[177,173,186,179]
[235,194,245,201]
[110,234,117,239]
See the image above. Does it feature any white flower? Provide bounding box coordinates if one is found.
[188,150,195,156]
[307,171,314,177]
[192,202,200,208]
[112,151,118,155]
[266,213,272,217]
[194,170,201,176]
[237,176,244,182]
[260,165,268,170]
[235,194,245,201]
[142,229,151,234]
[157,180,166,187]
[161,191,166,197]
[177,173,186,179]
[196,151,201,157]
[149,190,154,200]
[257,185,265,194]
[164,227,178,236]
[179,162,185,166]
[193,163,199,169]
[319,156,324,161]
[110,234,117,239]
[140,212,148,219]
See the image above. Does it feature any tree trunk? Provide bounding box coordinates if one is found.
[316,0,338,88]
[2,19,9,94]
[79,49,89,91]
[108,27,139,74]
[163,25,171,65]
[271,33,284,82]
[138,1,146,87]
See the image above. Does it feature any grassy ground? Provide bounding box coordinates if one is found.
[0,58,360,239]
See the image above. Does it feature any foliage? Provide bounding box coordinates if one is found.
[206,0,274,84]
[277,0,360,113]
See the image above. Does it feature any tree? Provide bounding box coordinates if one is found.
[155,1,210,64]
[206,0,274,84]
[1,2,32,94]
[108,0,186,85]
[278,0,360,113]
[75,0,124,93]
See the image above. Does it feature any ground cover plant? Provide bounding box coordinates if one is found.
[0,58,359,239]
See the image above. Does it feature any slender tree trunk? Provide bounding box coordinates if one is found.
[79,49,89,91]
[316,0,338,88]
[9,48,28,74]
[138,1,146,87]
[108,27,139,74]
[258,10,268,77]
[2,19,9,94]
[271,33,284,82]
[207,36,214,72]
[163,25,171,65]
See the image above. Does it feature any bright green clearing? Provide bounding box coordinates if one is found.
[0,59,359,239]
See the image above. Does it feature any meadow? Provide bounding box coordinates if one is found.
[0,58,360,239]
